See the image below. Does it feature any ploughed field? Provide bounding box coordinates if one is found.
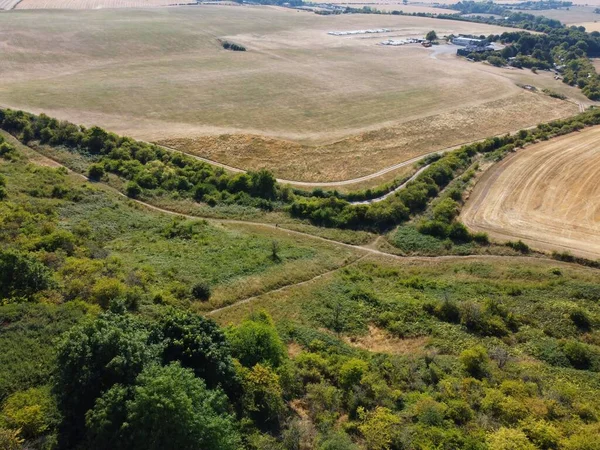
[461,126,600,260]
[0,6,577,182]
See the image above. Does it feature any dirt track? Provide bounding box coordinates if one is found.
[461,126,600,259]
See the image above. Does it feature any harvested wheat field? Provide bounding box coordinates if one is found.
[0,0,20,9]
[0,6,577,182]
[462,126,600,259]
[15,0,170,8]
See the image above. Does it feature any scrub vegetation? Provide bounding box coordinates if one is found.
[2,4,600,450]
[1,112,600,450]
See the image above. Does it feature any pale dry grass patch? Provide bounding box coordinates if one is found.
[343,324,430,355]
[0,7,578,182]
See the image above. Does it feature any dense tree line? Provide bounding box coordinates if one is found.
[446,1,570,22]
[3,108,600,232]
[289,108,600,230]
[0,109,282,209]
[453,9,600,99]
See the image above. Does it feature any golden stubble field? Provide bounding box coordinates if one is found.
[461,126,600,260]
[0,6,579,182]
[14,0,169,8]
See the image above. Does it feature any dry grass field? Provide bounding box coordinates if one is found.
[15,0,170,8]
[513,6,598,24]
[0,6,579,182]
[308,0,450,14]
[576,21,600,32]
[461,126,600,259]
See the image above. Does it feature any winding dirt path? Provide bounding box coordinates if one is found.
[18,139,590,315]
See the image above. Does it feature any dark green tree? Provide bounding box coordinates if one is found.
[0,250,53,300]
[125,181,142,198]
[54,312,157,448]
[86,364,241,450]
[227,311,286,368]
[130,363,240,450]
[156,309,239,395]
[88,163,105,181]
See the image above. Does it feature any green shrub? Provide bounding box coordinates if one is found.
[562,341,593,370]
[448,222,472,242]
[87,163,105,181]
[460,345,489,379]
[339,359,368,388]
[191,281,211,302]
[472,232,490,244]
[488,427,536,450]
[507,240,530,253]
[520,418,561,450]
[125,181,142,198]
[227,312,286,368]
[0,386,59,441]
[418,220,449,238]
[570,309,591,331]
[0,250,54,301]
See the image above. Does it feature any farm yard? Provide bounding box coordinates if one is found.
[0,6,579,183]
[461,126,600,260]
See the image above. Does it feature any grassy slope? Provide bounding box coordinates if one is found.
[0,134,358,308]
[2,131,600,448]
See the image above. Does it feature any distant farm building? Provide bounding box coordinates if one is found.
[457,45,493,56]
[452,37,486,47]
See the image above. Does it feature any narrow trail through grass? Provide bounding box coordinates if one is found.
[19,140,590,316]
[207,254,370,316]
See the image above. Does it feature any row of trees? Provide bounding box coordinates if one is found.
[0,109,281,209]
[3,108,600,232]
[460,19,600,99]
[289,108,600,230]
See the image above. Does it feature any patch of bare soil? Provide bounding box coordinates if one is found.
[343,325,430,355]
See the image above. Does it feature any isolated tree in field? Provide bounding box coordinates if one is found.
[191,281,211,301]
[271,240,280,261]
[426,30,438,41]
